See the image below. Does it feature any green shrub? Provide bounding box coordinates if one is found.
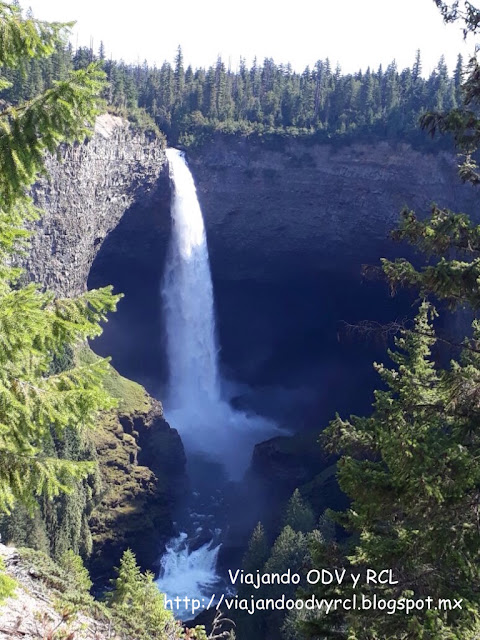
[18,547,94,611]
[0,557,16,603]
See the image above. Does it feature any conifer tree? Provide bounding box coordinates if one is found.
[0,2,120,514]
[110,549,177,640]
[301,304,480,639]
[412,49,422,81]
[257,526,311,639]
[174,45,184,104]
[234,522,270,640]
[13,38,469,146]
[284,489,315,533]
[59,549,92,593]
[242,521,269,572]
[109,547,142,606]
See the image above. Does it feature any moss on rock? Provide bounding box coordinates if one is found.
[79,349,186,581]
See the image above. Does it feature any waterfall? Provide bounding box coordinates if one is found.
[157,149,278,618]
[161,148,278,478]
[162,148,219,409]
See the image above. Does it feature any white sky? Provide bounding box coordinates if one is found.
[24,0,476,76]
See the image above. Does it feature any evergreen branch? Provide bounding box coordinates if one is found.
[341,318,480,355]
[0,2,73,67]
[0,64,106,208]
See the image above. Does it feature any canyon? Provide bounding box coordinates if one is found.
[22,115,479,578]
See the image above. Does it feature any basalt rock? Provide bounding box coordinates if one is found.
[186,135,478,282]
[88,133,480,395]
[19,115,184,580]
[24,113,169,297]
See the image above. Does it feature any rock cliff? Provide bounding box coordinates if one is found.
[25,113,168,297]
[186,135,478,282]
[22,128,480,579]
[18,115,185,580]
[82,347,186,580]
[88,132,479,399]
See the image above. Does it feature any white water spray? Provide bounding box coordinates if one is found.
[161,149,278,477]
[157,533,221,618]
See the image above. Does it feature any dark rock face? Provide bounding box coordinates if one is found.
[87,134,479,416]
[186,136,477,282]
[248,433,347,533]
[28,131,478,397]
[181,135,478,525]
[182,136,478,403]
[20,115,186,579]
[251,433,327,488]
[86,140,172,390]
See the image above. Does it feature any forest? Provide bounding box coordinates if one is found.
[0,33,466,146]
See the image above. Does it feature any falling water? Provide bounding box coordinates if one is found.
[162,148,219,409]
[157,149,278,616]
[161,148,278,476]
[157,533,222,618]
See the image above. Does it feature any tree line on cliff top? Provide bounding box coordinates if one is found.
[0,25,467,147]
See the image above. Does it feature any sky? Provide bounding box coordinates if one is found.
[24,0,476,75]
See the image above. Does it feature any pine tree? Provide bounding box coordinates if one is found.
[304,303,480,639]
[11,40,466,146]
[242,522,269,572]
[263,525,308,587]
[59,549,92,593]
[174,45,184,105]
[434,0,480,36]
[412,49,422,81]
[284,489,315,533]
[110,549,177,640]
[234,522,270,640]
[110,548,143,606]
[260,526,310,638]
[0,2,120,514]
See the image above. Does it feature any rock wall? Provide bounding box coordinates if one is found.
[29,127,479,312]
[25,113,168,297]
[89,392,186,579]
[19,116,185,579]
[186,135,478,282]
[88,133,480,395]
